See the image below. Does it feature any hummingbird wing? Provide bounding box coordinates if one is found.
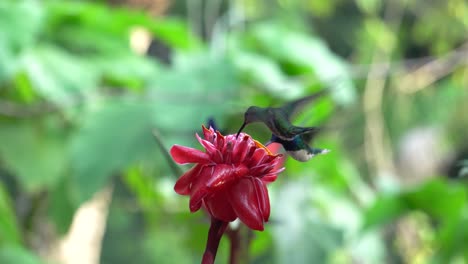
[300,127,321,144]
[280,89,328,119]
[286,126,321,139]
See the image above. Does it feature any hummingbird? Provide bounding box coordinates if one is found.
[267,128,330,162]
[235,89,328,140]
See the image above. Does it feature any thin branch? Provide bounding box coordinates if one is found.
[151,128,184,177]
[397,42,468,93]
[0,99,58,118]
[187,0,203,38]
[363,1,406,180]
[204,0,223,42]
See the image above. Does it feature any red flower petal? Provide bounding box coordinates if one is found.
[202,125,214,142]
[250,163,274,176]
[252,178,270,221]
[248,148,268,167]
[266,142,282,154]
[215,130,225,149]
[172,125,286,232]
[174,164,203,195]
[228,178,265,231]
[204,191,237,222]
[223,141,233,164]
[231,135,250,164]
[203,164,249,189]
[262,173,279,183]
[189,166,214,212]
[196,134,223,163]
[189,164,249,212]
[170,145,211,164]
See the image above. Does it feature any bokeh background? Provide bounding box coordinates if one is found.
[0,0,467,263]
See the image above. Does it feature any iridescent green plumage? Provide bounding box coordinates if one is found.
[236,90,327,140]
[268,129,329,162]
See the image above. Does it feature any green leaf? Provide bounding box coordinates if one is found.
[403,179,466,221]
[0,183,21,246]
[361,194,407,230]
[0,121,67,192]
[247,22,356,105]
[0,0,43,52]
[45,1,200,51]
[149,53,239,132]
[0,246,43,264]
[70,101,157,202]
[0,41,17,82]
[48,177,78,235]
[362,179,467,230]
[271,181,344,263]
[355,0,381,14]
[22,46,99,105]
[0,0,43,82]
[94,54,161,89]
[434,216,468,262]
[232,51,305,99]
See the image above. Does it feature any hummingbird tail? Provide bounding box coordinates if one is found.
[312,148,330,155]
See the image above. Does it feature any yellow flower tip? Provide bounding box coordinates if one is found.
[253,139,273,155]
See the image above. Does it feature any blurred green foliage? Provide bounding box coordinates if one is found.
[0,0,467,263]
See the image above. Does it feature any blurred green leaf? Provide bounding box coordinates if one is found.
[0,0,43,82]
[434,216,468,262]
[0,121,67,192]
[246,22,356,105]
[0,42,17,82]
[362,194,406,230]
[143,227,194,264]
[0,0,43,52]
[0,183,21,246]
[48,176,78,235]
[70,101,157,202]
[149,53,239,132]
[403,179,466,221]
[22,46,98,105]
[232,51,305,99]
[363,179,467,231]
[271,181,343,263]
[355,0,381,14]
[94,54,160,89]
[44,1,200,51]
[0,246,43,264]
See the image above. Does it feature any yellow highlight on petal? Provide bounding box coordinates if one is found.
[253,140,273,155]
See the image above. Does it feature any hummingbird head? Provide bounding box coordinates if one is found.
[244,106,263,123]
[236,106,264,138]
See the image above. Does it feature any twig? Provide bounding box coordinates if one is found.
[187,0,203,39]
[151,128,184,177]
[397,42,468,93]
[363,1,406,179]
[0,99,58,118]
[204,0,222,42]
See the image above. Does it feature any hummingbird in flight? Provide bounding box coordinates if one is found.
[267,128,330,162]
[235,89,328,140]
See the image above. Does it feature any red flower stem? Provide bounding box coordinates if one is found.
[202,217,229,264]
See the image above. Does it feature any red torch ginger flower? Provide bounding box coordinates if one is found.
[171,126,284,231]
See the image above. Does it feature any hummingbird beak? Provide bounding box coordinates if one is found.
[235,121,247,138]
